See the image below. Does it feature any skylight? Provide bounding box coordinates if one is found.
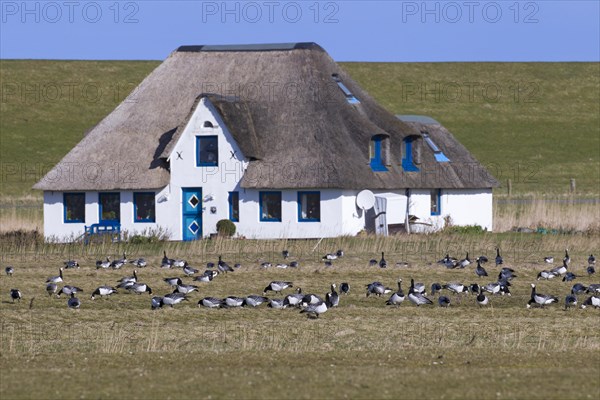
[332,74,360,104]
[422,133,450,162]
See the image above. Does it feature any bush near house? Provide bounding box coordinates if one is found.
[216,219,236,237]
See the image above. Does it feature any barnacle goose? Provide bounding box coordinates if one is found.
[164,277,183,286]
[5,266,14,276]
[443,283,469,295]
[340,282,350,295]
[151,296,163,310]
[581,296,600,309]
[46,282,58,296]
[438,296,451,307]
[67,293,81,309]
[562,272,577,282]
[63,260,79,269]
[129,283,152,295]
[263,281,293,295]
[268,298,287,309]
[96,257,111,269]
[366,282,392,297]
[495,248,503,266]
[223,296,245,308]
[430,283,443,296]
[46,268,64,284]
[408,279,433,306]
[325,283,339,307]
[162,292,188,307]
[176,284,199,294]
[198,297,223,308]
[299,301,328,318]
[244,295,268,307]
[537,270,557,280]
[129,258,147,268]
[564,294,577,310]
[217,255,234,273]
[10,288,22,302]
[457,252,471,268]
[379,252,387,268]
[475,260,488,277]
[283,288,304,307]
[386,279,405,306]
[527,283,558,308]
[183,263,199,276]
[90,286,118,300]
[57,285,83,296]
[476,287,489,307]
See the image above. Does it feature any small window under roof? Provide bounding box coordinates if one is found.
[332,74,360,104]
[422,132,450,162]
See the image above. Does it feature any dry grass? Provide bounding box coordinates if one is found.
[0,237,599,399]
[494,197,600,232]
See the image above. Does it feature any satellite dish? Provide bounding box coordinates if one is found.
[356,190,375,210]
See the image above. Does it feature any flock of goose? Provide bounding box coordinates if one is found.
[4,248,599,317]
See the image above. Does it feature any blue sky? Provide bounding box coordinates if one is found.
[1,1,598,61]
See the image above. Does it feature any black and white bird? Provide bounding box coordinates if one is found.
[299,301,328,318]
[129,258,147,268]
[289,261,299,268]
[586,284,600,294]
[475,260,488,277]
[217,255,234,274]
[438,296,451,307]
[537,270,557,280]
[182,263,199,276]
[564,294,577,310]
[164,277,183,287]
[438,254,457,269]
[129,283,152,295]
[110,253,127,269]
[90,286,118,300]
[386,279,405,306]
[340,282,350,295]
[476,287,489,307]
[46,268,64,284]
[563,249,571,266]
[223,296,245,308]
[63,259,79,269]
[323,252,338,260]
[562,272,577,282]
[551,261,568,276]
[263,281,293,295]
[67,293,81,309]
[325,283,339,307]
[284,288,304,307]
[543,256,554,264]
[587,266,596,276]
[379,252,387,269]
[151,296,163,310]
[193,273,214,283]
[368,259,378,267]
[495,247,503,266]
[366,282,392,297]
[175,284,199,294]
[443,283,469,295]
[527,283,558,308]
[282,250,289,259]
[476,256,489,264]
[96,257,111,269]
[481,282,511,296]
[162,292,189,308]
[57,285,83,297]
[276,263,288,269]
[10,288,22,302]
[267,298,286,309]
[408,279,433,306]
[430,283,443,296]
[581,296,600,309]
[469,283,480,294]
[498,267,517,281]
[457,252,471,268]
[244,295,268,307]
[117,270,138,285]
[46,282,58,297]
[261,262,272,268]
[198,297,223,308]
[5,266,14,276]
[588,254,596,265]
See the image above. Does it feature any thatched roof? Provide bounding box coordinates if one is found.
[34,43,498,191]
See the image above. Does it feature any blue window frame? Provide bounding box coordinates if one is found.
[259,191,282,222]
[431,189,442,216]
[298,191,320,222]
[228,191,239,222]
[64,193,85,223]
[370,136,388,172]
[196,136,218,167]
[134,192,156,223]
[99,192,120,223]
[402,136,420,172]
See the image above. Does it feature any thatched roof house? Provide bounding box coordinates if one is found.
[35,43,498,241]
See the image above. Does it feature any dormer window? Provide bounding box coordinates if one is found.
[196,135,218,167]
[332,74,360,104]
[369,135,389,172]
[402,136,420,172]
[422,132,450,162]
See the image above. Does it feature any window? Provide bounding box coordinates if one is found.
[196,136,218,166]
[228,191,239,222]
[370,136,388,172]
[134,192,155,222]
[422,132,450,162]
[99,193,120,222]
[298,192,320,222]
[402,136,420,172]
[332,74,360,104]
[431,189,441,216]
[259,191,282,222]
[64,193,85,223]
[203,121,214,128]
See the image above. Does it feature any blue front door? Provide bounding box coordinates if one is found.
[182,188,202,241]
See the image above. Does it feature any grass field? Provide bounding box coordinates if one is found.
[1,60,598,197]
[1,236,599,399]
